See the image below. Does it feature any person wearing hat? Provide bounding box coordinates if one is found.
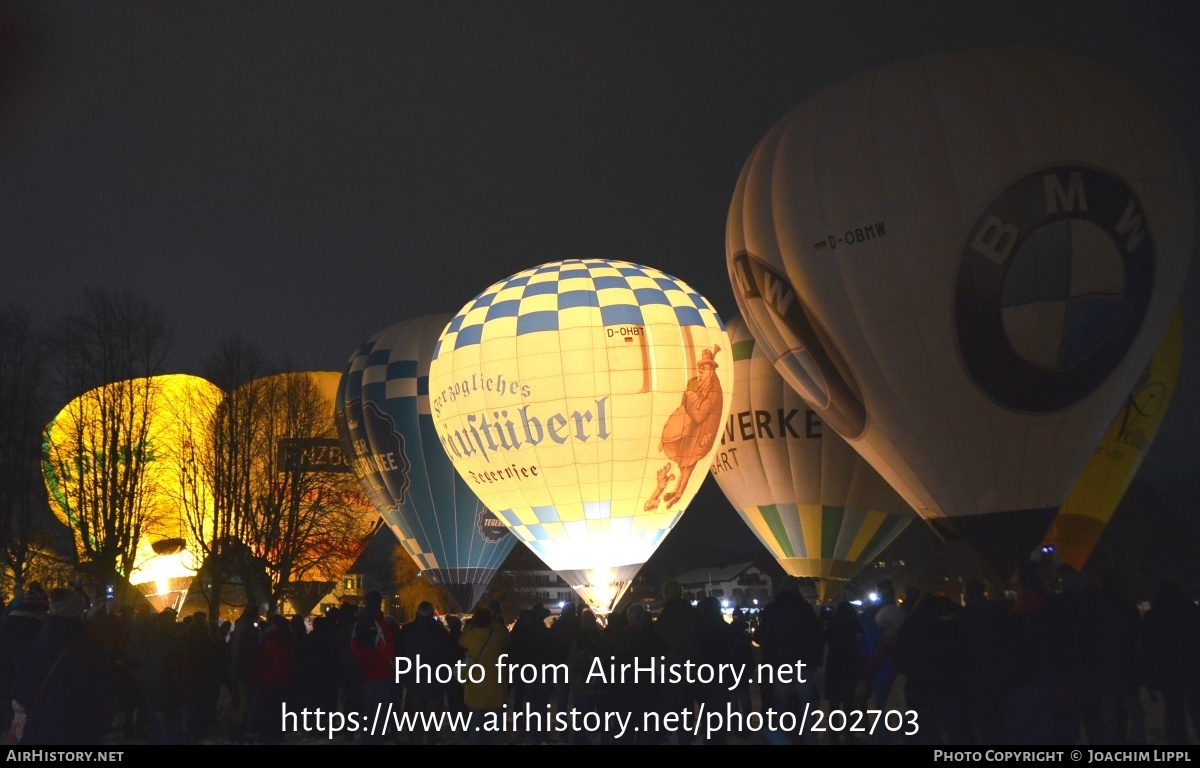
[0,583,49,738]
[48,587,87,620]
[11,587,110,745]
[646,344,725,510]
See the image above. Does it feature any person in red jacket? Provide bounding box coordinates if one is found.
[350,590,398,744]
[249,614,296,744]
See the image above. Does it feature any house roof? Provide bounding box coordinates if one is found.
[670,562,761,586]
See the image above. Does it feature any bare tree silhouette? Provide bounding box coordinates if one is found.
[39,288,172,601]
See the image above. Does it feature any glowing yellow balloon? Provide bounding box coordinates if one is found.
[41,374,223,609]
[237,371,382,587]
[428,259,733,614]
[307,370,383,583]
[1044,309,1183,571]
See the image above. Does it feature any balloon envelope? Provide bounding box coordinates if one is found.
[727,47,1193,577]
[428,259,733,614]
[41,373,223,608]
[307,371,384,583]
[236,371,381,601]
[712,314,916,602]
[335,341,397,516]
[1044,308,1183,571]
[336,315,518,614]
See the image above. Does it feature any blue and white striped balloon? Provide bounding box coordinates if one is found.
[336,314,516,613]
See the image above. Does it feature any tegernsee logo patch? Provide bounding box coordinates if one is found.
[354,400,411,510]
[956,165,1154,412]
[476,508,511,543]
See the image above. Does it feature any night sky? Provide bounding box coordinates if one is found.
[3,2,1197,576]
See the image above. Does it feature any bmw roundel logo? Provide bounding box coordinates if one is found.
[956,165,1154,412]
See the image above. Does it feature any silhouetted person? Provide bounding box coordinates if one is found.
[566,607,604,745]
[228,606,259,742]
[609,603,668,744]
[893,592,968,744]
[138,608,186,744]
[756,590,822,745]
[249,614,295,744]
[653,584,700,745]
[1094,567,1147,745]
[351,590,397,745]
[180,611,221,742]
[1057,566,1144,745]
[1001,559,1075,745]
[859,578,906,744]
[958,577,1011,744]
[689,596,749,745]
[459,606,510,745]
[823,600,865,744]
[487,599,506,628]
[0,582,48,737]
[301,615,342,715]
[397,601,456,743]
[443,614,467,719]
[507,602,554,743]
[11,587,111,745]
[1141,579,1200,745]
[548,600,580,713]
[332,601,363,738]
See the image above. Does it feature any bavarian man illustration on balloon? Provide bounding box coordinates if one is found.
[645,344,724,510]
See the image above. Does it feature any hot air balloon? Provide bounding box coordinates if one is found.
[308,370,386,581]
[711,314,916,603]
[335,314,518,614]
[335,341,397,519]
[235,371,382,616]
[727,47,1193,578]
[1044,308,1183,571]
[428,258,733,615]
[41,373,223,611]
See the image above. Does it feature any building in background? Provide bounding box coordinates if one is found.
[671,562,774,610]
